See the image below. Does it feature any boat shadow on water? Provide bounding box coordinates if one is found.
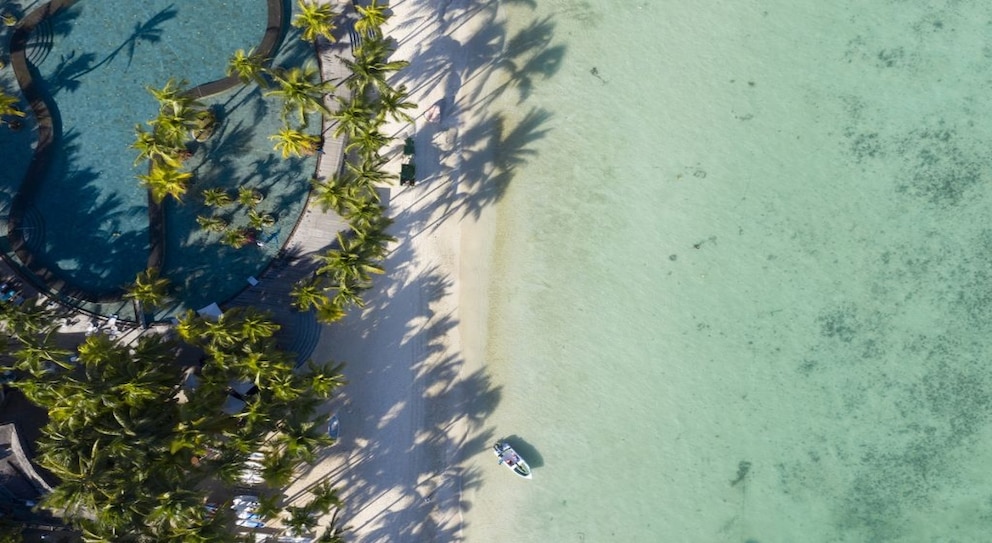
[502,434,544,469]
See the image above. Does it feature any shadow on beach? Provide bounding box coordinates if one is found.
[287,0,566,541]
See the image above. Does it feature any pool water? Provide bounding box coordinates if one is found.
[4,0,318,317]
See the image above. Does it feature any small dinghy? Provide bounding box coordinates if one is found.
[493,441,532,479]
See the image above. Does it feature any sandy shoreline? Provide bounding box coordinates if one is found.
[287,1,509,541]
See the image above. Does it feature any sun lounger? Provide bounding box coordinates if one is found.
[400,163,416,186]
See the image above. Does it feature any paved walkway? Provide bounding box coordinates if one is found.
[224,4,356,363]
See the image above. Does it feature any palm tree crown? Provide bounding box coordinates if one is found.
[227,47,269,87]
[266,64,334,126]
[355,0,390,38]
[292,0,337,43]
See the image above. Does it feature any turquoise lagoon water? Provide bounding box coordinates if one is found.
[4,0,316,315]
[474,1,992,541]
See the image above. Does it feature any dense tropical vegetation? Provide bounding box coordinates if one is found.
[0,301,347,541]
[0,1,415,539]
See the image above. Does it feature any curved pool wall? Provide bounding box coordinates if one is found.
[4,0,317,319]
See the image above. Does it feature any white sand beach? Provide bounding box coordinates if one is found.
[287,1,511,540]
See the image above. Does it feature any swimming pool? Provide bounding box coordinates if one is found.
[3,0,318,319]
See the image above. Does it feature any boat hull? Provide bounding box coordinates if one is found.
[493,441,533,479]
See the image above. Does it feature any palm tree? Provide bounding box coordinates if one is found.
[310,174,357,213]
[292,0,337,43]
[259,449,296,487]
[148,114,189,151]
[146,78,187,105]
[0,91,26,122]
[154,101,203,145]
[314,298,347,323]
[290,279,325,312]
[254,493,283,521]
[270,126,321,158]
[124,267,170,311]
[330,278,367,310]
[284,504,318,537]
[345,36,409,93]
[303,361,347,398]
[314,510,350,543]
[238,187,264,207]
[345,124,390,159]
[139,163,193,203]
[236,309,280,343]
[354,0,390,38]
[354,219,395,249]
[343,198,386,235]
[221,228,250,248]
[329,95,375,139]
[345,154,394,185]
[376,84,417,123]
[202,187,233,207]
[266,64,333,126]
[196,215,228,233]
[247,209,276,230]
[132,126,182,167]
[316,233,385,285]
[227,47,269,87]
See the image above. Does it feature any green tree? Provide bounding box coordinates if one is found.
[238,187,264,207]
[376,84,417,123]
[124,267,171,311]
[227,47,269,87]
[202,187,234,207]
[266,64,333,126]
[292,0,337,43]
[221,228,251,248]
[346,154,395,186]
[0,517,24,543]
[197,215,229,233]
[316,232,385,286]
[0,302,349,542]
[139,163,193,203]
[132,125,182,167]
[329,95,375,139]
[270,126,321,158]
[0,90,26,126]
[314,510,349,543]
[344,36,409,93]
[345,124,390,162]
[290,279,326,312]
[311,174,358,214]
[247,209,276,230]
[342,198,386,236]
[354,0,390,38]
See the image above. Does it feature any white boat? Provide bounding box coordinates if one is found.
[493,441,532,479]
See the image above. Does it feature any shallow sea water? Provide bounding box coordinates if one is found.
[473,1,992,541]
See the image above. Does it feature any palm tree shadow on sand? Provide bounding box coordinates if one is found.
[266,1,565,541]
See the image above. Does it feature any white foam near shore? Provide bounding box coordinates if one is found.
[288,1,510,541]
